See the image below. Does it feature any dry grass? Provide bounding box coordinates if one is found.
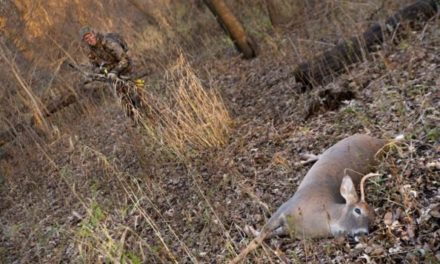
[0,43,51,137]
[60,145,199,263]
[139,53,231,159]
[1,1,438,263]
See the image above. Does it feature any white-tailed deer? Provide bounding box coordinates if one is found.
[231,134,394,263]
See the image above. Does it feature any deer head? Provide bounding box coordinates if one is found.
[330,173,379,238]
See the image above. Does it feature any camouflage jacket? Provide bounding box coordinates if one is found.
[85,33,132,76]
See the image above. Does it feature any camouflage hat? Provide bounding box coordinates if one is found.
[79,26,94,39]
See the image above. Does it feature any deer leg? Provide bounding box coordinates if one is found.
[295,153,320,166]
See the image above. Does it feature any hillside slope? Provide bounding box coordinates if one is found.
[0,1,439,263]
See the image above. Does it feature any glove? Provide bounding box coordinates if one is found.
[107,72,118,81]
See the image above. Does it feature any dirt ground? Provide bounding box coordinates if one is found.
[1,12,439,264]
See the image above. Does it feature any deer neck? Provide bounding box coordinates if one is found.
[328,203,350,236]
[285,191,345,238]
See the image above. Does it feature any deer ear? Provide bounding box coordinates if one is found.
[340,176,359,204]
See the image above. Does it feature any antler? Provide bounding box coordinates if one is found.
[360,173,381,202]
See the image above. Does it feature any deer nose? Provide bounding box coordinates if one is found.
[351,229,369,242]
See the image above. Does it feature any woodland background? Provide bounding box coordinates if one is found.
[0,0,439,263]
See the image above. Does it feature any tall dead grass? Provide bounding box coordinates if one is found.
[0,43,50,136]
[61,145,197,263]
[141,53,231,159]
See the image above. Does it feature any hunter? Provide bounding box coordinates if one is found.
[79,26,132,79]
[79,26,144,122]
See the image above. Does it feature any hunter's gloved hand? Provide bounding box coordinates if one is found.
[107,72,118,81]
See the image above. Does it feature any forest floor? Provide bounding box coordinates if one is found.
[0,15,439,264]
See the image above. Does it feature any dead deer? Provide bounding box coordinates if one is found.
[230,134,396,263]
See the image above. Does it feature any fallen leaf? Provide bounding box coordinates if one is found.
[429,204,440,218]
[360,253,371,263]
[371,246,385,256]
[384,211,393,226]
[426,161,440,169]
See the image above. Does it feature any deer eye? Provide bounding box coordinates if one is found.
[354,208,362,215]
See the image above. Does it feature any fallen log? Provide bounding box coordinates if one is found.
[293,0,439,89]
[0,92,80,148]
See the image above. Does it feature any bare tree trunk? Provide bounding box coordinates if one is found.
[265,0,289,27]
[203,0,257,59]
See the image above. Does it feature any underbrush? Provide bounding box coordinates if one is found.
[0,1,438,263]
[139,53,231,159]
[63,146,192,263]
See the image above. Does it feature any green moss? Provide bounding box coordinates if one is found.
[426,127,439,142]
[122,251,142,264]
